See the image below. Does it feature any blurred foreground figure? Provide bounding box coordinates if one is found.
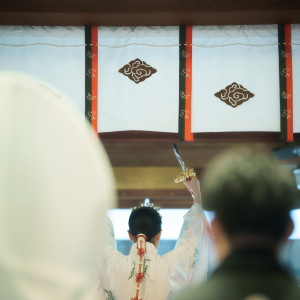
[0,72,115,300]
[174,148,300,300]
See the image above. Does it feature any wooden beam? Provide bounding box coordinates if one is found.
[101,132,290,168]
[117,189,193,208]
[100,131,285,143]
[0,0,300,26]
[113,167,187,190]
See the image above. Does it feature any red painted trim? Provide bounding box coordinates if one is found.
[185,26,193,141]
[91,26,98,132]
[285,24,293,142]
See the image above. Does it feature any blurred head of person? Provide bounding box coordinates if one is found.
[0,72,116,300]
[202,147,298,260]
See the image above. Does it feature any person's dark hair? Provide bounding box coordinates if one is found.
[202,147,298,241]
[129,207,162,241]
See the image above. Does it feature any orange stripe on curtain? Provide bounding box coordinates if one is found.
[285,24,293,142]
[91,26,98,133]
[185,26,193,141]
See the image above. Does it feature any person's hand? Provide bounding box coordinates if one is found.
[183,176,202,204]
[183,176,199,193]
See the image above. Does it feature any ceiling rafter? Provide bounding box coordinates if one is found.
[1,0,300,26]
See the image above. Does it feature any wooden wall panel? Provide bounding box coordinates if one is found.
[101,132,300,208]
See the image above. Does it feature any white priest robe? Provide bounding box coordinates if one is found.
[98,203,216,300]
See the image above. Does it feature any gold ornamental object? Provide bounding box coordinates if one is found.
[174,168,196,183]
[172,144,196,183]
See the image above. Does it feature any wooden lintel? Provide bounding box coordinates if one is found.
[100,131,285,143]
[1,1,300,26]
[117,189,193,209]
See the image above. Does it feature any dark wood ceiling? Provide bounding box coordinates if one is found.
[1,0,300,26]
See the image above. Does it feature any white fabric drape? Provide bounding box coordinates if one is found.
[97,26,179,133]
[192,25,280,133]
[0,26,85,117]
[292,24,300,133]
[0,72,116,300]
[0,25,298,135]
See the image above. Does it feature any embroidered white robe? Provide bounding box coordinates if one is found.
[98,203,216,300]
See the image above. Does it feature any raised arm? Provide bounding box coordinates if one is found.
[182,176,202,205]
[163,175,216,292]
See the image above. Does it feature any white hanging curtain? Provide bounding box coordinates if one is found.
[292,24,300,133]
[0,25,299,136]
[0,26,85,117]
[191,25,280,133]
[97,26,179,133]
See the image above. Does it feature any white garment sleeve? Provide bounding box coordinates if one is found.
[103,216,118,250]
[97,216,118,299]
[163,203,216,291]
